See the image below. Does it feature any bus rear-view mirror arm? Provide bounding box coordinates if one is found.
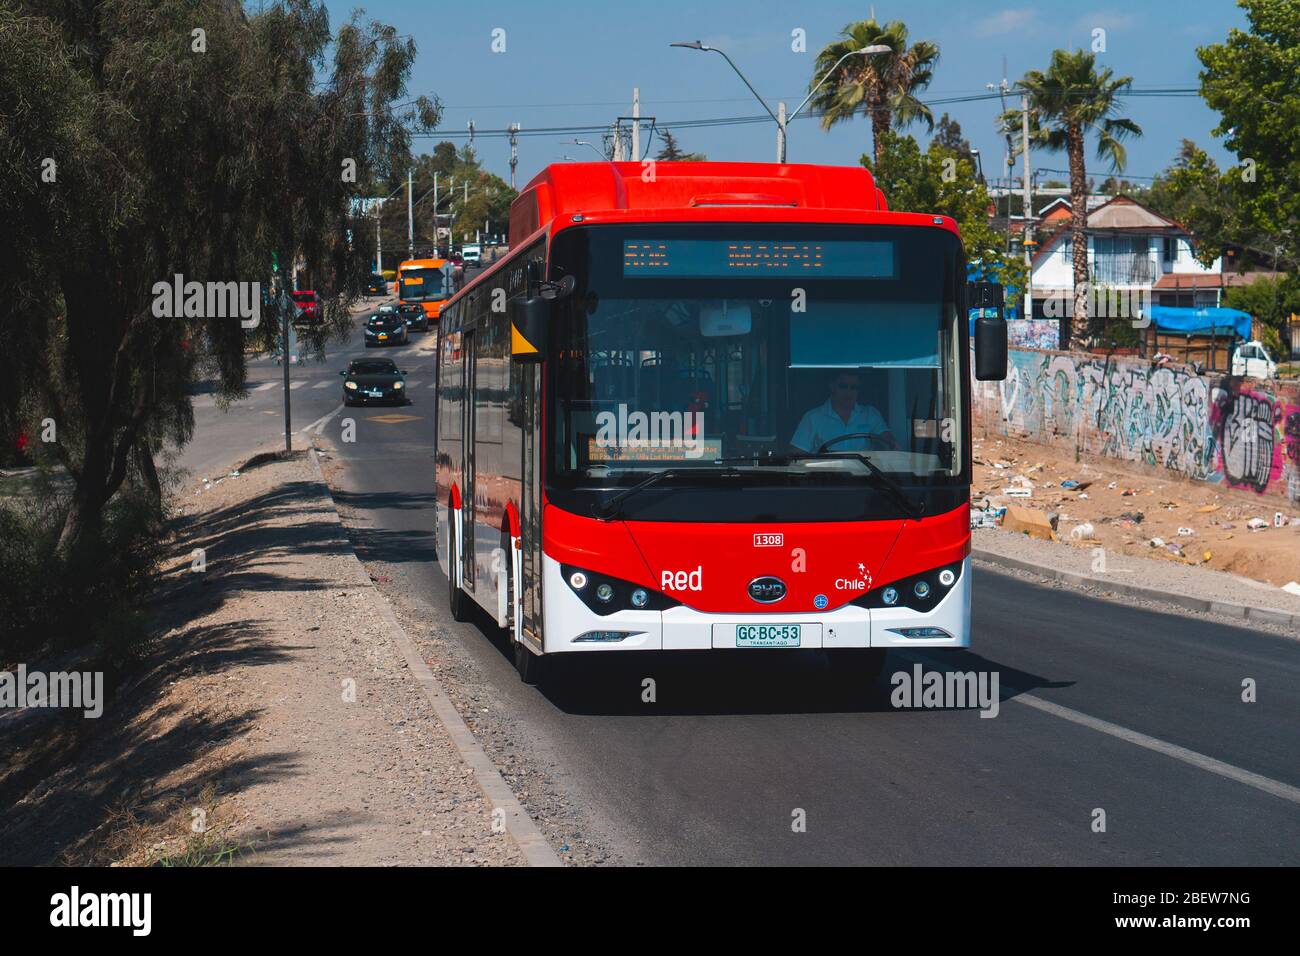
[970,280,1008,381]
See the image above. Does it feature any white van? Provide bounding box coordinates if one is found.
[1231,340,1277,379]
[461,244,482,266]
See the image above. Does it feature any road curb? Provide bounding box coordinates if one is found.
[306,446,564,867]
[971,547,1300,632]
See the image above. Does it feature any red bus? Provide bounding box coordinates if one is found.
[434,162,1007,685]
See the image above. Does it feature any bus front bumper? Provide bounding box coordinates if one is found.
[541,555,971,653]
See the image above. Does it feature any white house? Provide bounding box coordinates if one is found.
[1028,195,1223,318]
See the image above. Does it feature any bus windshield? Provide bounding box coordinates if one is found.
[547,224,967,509]
[398,267,447,301]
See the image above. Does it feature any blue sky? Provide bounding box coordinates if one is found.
[319,0,1247,188]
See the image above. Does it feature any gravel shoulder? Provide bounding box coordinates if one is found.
[315,440,628,866]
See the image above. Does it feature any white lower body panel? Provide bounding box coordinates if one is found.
[539,555,971,654]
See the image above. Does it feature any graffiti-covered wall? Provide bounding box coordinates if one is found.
[973,348,1300,503]
[1006,319,1061,351]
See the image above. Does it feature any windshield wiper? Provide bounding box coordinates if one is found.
[593,466,742,521]
[746,450,924,520]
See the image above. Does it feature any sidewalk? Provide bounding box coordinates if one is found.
[974,527,1300,632]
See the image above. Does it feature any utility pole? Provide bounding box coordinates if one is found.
[777,101,787,162]
[375,209,382,276]
[508,123,520,189]
[631,88,640,160]
[271,252,292,453]
[1021,92,1033,322]
[432,172,439,256]
[611,120,625,161]
[468,119,475,149]
[406,168,414,260]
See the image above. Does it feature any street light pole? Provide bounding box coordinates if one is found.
[568,139,608,160]
[781,45,891,162]
[672,40,889,163]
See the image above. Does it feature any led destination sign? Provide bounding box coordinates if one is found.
[622,239,895,279]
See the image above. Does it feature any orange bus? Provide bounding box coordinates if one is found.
[396,257,454,331]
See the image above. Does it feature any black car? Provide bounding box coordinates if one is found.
[363,307,408,347]
[341,358,407,406]
[397,300,428,332]
[364,274,388,296]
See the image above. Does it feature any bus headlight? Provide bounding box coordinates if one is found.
[393,381,403,389]
[560,564,680,615]
[344,381,358,390]
[852,562,962,612]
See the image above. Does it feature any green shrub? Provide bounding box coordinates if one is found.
[0,480,165,664]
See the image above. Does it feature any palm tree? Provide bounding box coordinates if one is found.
[809,18,940,165]
[1004,49,1141,345]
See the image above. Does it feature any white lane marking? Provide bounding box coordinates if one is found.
[299,402,344,436]
[426,382,437,389]
[313,380,332,389]
[253,382,276,392]
[1015,693,1300,806]
[289,380,306,390]
[405,380,420,388]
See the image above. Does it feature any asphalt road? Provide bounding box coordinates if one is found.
[179,295,437,481]
[188,301,1300,866]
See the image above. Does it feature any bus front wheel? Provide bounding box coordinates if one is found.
[513,641,546,685]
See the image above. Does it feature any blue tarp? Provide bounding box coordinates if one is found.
[1145,305,1252,340]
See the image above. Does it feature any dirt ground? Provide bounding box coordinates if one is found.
[0,451,525,866]
[972,434,1300,590]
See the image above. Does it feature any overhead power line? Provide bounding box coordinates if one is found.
[411,87,1200,140]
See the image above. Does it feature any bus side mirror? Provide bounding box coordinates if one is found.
[970,281,1008,381]
[510,295,548,363]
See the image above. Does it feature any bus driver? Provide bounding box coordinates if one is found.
[790,370,897,454]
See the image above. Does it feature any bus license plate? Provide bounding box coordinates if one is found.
[735,624,801,647]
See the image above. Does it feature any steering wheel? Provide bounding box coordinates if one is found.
[816,432,890,454]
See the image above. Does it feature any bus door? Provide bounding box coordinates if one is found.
[518,362,543,646]
[461,329,477,592]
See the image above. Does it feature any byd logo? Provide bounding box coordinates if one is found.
[748,576,787,603]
